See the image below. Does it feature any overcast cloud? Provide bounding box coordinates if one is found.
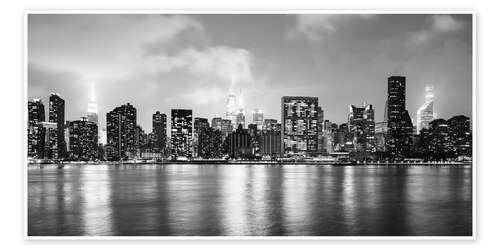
[28,14,472,133]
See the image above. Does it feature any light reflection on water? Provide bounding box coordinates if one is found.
[28,164,472,236]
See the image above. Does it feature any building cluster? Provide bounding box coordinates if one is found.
[27,75,472,162]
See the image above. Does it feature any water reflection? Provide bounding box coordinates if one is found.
[28,164,472,236]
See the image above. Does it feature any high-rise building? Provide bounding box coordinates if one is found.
[211,117,222,131]
[152,111,167,153]
[40,122,57,159]
[49,93,66,159]
[106,103,137,160]
[281,96,319,156]
[225,94,237,128]
[171,109,193,158]
[197,127,223,159]
[69,117,98,160]
[416,85,436,134]
[236,108,245,129]
[252,108,264,130]
[386,76,412,158]
[87,83,98,124]
[221,119,233,138]
[27,99,45,158]
[448,115,472,157]
[317,106,325,153]
[193,117,210,158]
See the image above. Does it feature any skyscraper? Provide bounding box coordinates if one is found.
[69,117,98,160]
[236,108,245,129]
[416,85,436,134]
[252,108,264,130]
[152,111,167,153]
[171,109,193,158]
[281,96,319,156]
[386,76,412,158]
[211,117,222,131]
[87,83,98,124]
[49,93,66,159]
[106,103,137,160]
[225,94,237,128]
[27,99,45,158]
[348,103,376,152]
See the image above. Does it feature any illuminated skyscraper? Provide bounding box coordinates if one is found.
[27,99,45,158]
[152,111,167,153]
[49,93,66,159]
[281,96,319,156]
[87,83,98,124]
[252,108,264,130]
[236,108,245,128]
[416,85,436,134]
[69,117,98,160]
[106,103,137,160]
[386,76,413,158]
[225,94,237,128]
[171,109,193,158]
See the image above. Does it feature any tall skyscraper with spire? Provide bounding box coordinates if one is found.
[416,85,436,134]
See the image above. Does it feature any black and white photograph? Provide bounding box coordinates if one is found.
[26,12,474,237]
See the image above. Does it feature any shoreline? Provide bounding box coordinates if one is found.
[27,160,472,166]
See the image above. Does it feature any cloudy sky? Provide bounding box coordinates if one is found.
[28,14,472,133]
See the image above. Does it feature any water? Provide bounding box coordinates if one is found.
[27,164,472,236]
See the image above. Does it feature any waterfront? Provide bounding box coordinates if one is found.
[27,164,472,236]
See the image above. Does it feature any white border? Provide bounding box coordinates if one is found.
[23,10,477,240]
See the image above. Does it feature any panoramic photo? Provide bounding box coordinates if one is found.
[26,13,473,237]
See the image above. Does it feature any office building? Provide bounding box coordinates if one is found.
[27,99,45,158]
[152,111,167,153]
[281,96,319,156]
[252,108,264,130]
[171,109,193,158]
[49,93,66,159]
[69,117,98,160]
[416,85,436,134]
[106,103,137,160]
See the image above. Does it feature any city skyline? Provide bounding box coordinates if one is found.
[28,14,473,133]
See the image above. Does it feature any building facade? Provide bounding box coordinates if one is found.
[281,96,319,156]
[386,76,412,158]
[49,93,66,159]
[69,117,98,160]
[106,103,137,160]
[171,109,193,158]
[416,85,435,134]
[152,111,167,153]
[27,99,45,158]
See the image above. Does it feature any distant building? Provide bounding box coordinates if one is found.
[197,127,223,159]
[225,94,237,128]
[228,124,252,159]
[236,108,245,129]
[264,119,279,132]
[221,119,233,138]
[416,85,436,134]
[260,130,281,158]
[152,111,167,153]
[171,109,193,158]
[448,115,472,157]
[49,93,66,159]
[281,96,319,156]
[252,108,264,130]
[87,83,98,124]
[69,117,98,160]
[40,122,57,159]
[193,117,210,158]
[211,117,222,131]
[106,103,137,160]
[27,99,45,158]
